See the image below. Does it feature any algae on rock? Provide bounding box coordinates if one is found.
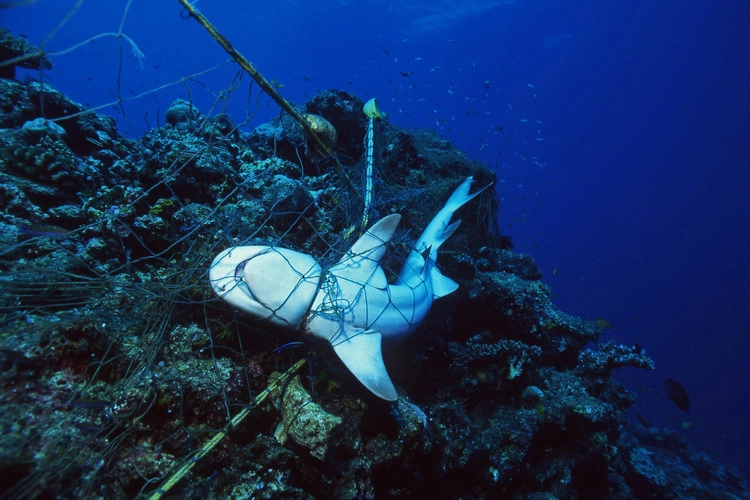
[269,373,342,460]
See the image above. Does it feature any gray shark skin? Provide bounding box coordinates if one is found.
[209,176,485,400]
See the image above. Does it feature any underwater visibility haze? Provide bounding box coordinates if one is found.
[1,0,749,498]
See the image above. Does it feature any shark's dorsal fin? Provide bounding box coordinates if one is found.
[331,328,398,401]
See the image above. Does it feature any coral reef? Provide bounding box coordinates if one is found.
[0,71,747,500]
[0,27,52,79]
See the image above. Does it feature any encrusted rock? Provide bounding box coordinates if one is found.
[22,117,66,138]
[165,98,200,130]
[521,385,546,406]
[269,373,342,460]
[0,26,52,79]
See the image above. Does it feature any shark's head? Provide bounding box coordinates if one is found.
[209,246,323,329]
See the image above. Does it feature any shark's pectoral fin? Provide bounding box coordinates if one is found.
[331,328,398,401]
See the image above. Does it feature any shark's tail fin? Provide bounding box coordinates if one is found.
[417,176,488,262]
[444,176,485,213]
[396,177,488,291]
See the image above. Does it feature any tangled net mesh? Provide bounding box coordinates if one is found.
[0,2,500,498]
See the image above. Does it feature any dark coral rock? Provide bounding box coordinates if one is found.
[260,174,316,228]
[66,112,126,157]
[369,127,499,246]
[0,76,132,163]
[624,426,749,496]
[305,89,368,162]
[476,246,542,279]
[0,75,747,500]
[383,128,475,183]
[577,340,655,376]
[25,81,84,124]
[247,111,314,172]
[7,131,83,189]
[0,171,57,220]
[0,26,52,79]
[165,98,200,130]
[0,79,36,127]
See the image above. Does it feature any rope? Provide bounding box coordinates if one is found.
[147,358,307,500]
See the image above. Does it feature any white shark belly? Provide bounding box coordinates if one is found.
[372,280,433,342]
[303,269,432,344]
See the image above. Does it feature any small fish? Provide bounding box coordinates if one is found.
[594,318,613,330]
[74,423,106,434]
[19,223,71,238]
[274,341,305,354]
[69,397,113,409]
[664,378,690,412]
[635,413,650,427]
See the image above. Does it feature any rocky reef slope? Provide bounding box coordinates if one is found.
[0,73,747,499]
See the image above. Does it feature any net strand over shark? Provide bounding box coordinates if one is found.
[209,177,486,400]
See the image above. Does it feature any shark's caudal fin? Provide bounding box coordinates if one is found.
[397,177,488,292]
[416,176,488,263]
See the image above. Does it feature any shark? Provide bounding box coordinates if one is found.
[209,176,485,400]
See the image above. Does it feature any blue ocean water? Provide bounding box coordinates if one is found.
[4,0,749,480]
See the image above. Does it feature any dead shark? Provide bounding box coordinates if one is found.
[209,176,485,400]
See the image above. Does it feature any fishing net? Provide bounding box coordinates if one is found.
[0,2,500,497]
[4,3,720,500]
